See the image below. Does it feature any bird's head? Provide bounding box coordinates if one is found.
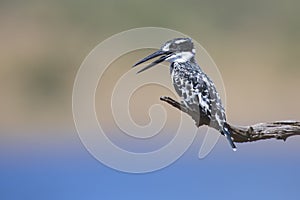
[133,38,195,73]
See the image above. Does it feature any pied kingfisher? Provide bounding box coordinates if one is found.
[133,38,236,151]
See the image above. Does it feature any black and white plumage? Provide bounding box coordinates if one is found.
[133,38,236,151]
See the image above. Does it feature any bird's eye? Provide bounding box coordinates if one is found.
[170,43,176,49]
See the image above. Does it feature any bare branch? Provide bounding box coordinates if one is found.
[160,96,300,143]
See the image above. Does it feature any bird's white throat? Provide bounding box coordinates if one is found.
[166,51,194,63]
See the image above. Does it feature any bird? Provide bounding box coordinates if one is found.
[133,38,236,151]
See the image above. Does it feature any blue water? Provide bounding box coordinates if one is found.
[0,132,299,200]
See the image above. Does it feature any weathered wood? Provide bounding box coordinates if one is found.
[160,96,300,143]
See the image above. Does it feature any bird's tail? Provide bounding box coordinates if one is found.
[222,123,237,151]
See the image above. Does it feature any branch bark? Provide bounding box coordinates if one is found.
[160,96,300,143]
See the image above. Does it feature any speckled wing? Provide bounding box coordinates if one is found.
[171,62,226,128]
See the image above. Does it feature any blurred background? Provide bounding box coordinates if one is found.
[0,0,299,199]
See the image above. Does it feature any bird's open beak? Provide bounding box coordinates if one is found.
[133,50,171,74]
